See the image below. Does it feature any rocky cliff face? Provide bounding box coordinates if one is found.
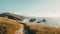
[0,12,60,27]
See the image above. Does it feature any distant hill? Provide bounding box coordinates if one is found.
[0,12,26,21]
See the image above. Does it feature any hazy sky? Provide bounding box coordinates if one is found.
[0,0,60,17]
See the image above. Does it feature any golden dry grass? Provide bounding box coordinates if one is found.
[23,23,60,34]
[0,17,22,34]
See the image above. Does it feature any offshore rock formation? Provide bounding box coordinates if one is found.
[0,12,47,24]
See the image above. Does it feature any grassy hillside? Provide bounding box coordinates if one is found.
[0,17,60,34]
